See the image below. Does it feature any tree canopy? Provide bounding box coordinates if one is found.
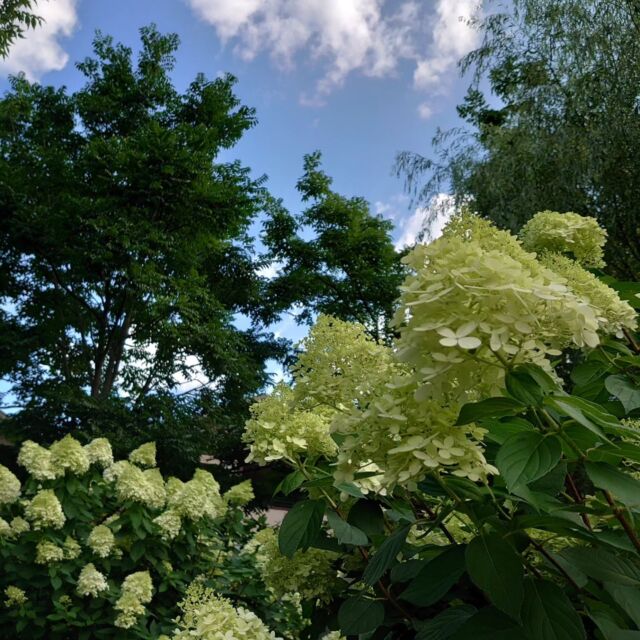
[0,0,42,58]
[0,26,403,474]
[397,0,640,279]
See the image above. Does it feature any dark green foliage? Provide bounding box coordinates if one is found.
[397,0,640,278]
[0,0,42,58]
[264,152,405,342]
[0,26,286,472]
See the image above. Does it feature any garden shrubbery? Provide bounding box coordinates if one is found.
[0,436,305,639]
[244,211,640,639]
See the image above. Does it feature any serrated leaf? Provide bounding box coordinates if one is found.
[456,397,526,426]
[416,605,477,640]
[401,545,466,606]
[348,500,385,537]
[521,579,585,640]
[506,370,543,406]
[338,596,385,635]
[496,432,562,492]
[605,583,640,628]
[278,500,325,558]
[585,462,640,508]
[544,396,610,442]
[605,375,640,414]
[588,442,640,465]
[363,525,411,586]
[451,607,524,639]
[561,547,640,587]
[326,510,368,546]
[465,533,524,620]
[274,470,306,496]
[484,418,536,445]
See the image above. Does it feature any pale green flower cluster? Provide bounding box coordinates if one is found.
[76,563,109,597]
[520,210,607,268]
[25,489,65,530]
[87,524,115,558]
[50,435,90,476]
[4,586,27,607]
[84,437,113,468]
[245,316,397,467]
[17,440,58,480]
[171,582,281,640]
[248,528,338,602]
[9,517,29,536]
[0,517,10,537]
[0,465,20,505]
[129,442,156,467]
[321,632,345,640]
[35,539,65,564]
[114,571,153,629]
[244,383,337,464]
[165,470,226,522]
[223,479,254,506]
[111,461,166,509]
[539,252,636,335]
[153,510,182,540]
[63,536,81,560]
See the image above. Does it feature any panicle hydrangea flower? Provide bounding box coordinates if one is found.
[114,461,166,509]
[49,434,90,476]
[103,460,130,483]
[223,479,254,506]
[63,536,81,560]
[247,528,338,602]
[153,510,182,540]
[84,438,113,468]
[165,476,185,499]
[25,489,65,530]
[0,465,20,504]
[87,524,115,558]
[9,517,29,536]
[520,210,607,268]
[129,442,156,468]
[76,563,109,597]
[167,469,226,521]
[4,586,27,607]
[36,540,65,564]
[114,571,153,629]
[0,517,11,537]
[321,633,345,640]
[172,582,281,640]
[539,252,636,335]
[17,440,58,480]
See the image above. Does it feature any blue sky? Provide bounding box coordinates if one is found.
[0,0,482,387]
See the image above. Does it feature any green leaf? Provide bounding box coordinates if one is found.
[274,470,305,496]
[517,364,560,393]
[363,524,411,585]
[456,397,526,426]
[571,361,609,387]
[561,548,640,587]
[416,605,477,640]
[278,499,325,558]
[521,579,585,640]
[496,432,562,492]
[588,442,640,465]
[585,462,640,508]
[465,533,524,620]
[505,370,543,406]
[401,545,466,606]
[334,482,365,498]
[605,375,640,414]
[326,510,368,546]
[390,559,427,584]
[348,500,385,537]
[544,396,610,442]
[451,607,524,639]
[338,596,385,635]
[605,583,640,628]
[484,418,535,445]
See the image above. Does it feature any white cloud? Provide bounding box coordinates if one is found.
[0,0,79,80]
[393,193,455,249]
[413,0,480,92]
[417,102,434,119]
[186,0,479,106]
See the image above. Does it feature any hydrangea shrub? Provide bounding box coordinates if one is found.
[245,211,640,639]
[0,437,302,639]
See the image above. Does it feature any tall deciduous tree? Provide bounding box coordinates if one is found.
[0,26,286,472]
[397,0,640,279]
[264,152,405,343]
